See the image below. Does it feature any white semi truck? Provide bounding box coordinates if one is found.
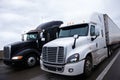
[40,13,120,76]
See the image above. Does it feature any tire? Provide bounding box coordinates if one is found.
[25,54,37,67]
[84,56,93,77]
[108,48,112,57]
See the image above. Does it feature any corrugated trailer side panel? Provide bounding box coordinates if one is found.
[104,14,120,45]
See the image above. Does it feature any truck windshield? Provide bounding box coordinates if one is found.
[26,33,38,40]
[59,24,89,38]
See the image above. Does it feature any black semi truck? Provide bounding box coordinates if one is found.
[3,21,63,67]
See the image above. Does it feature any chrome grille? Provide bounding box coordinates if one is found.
[58,47,64,63]
[4,46,11,59]
[42,47,64,64]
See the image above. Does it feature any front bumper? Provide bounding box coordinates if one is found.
[40,60,85,76]
[3,59,25,66]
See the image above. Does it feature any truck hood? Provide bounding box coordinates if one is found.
[9,41,37,49]
[44,38,74,47]
[5,41,38,57]
[44,37,88,48]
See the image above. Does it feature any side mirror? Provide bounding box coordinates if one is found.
[72,34,79,49]
[41,38,45,41]
[40,32,43,38]
[73,34,79,39]
[21,33,27,41]
[40,31,45,41]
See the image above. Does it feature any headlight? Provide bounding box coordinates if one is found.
[12,56,23,60]
[67,53,79,63]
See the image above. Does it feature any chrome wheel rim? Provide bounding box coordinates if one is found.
[27,57,36,67]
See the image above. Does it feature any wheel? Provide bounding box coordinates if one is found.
[84,56,92,77]
[108,48,112,57]
[25,54,37,67]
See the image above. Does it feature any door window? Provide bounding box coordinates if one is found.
[90,25,95,36]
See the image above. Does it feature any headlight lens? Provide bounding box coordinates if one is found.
[67,53,79,63]
[12,56,23,60]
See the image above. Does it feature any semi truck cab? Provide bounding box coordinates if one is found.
[40,13,120,76]
[3,21,63,67]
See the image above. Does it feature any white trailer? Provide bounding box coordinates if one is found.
[40,13,120,77]
[104,14,120,45]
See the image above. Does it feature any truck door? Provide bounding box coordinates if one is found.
[90,24,107,63]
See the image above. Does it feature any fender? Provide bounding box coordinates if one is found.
[15,48,40,57]
[66,43,96,62]
[80,43,96,60]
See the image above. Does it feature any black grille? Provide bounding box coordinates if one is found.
[43,64,64,72]
[4,46,11,59]
[42,47,64,64]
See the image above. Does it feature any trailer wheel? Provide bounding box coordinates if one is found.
[84,56,92,77]
[108,48,112,57]
[25,54,37,67]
